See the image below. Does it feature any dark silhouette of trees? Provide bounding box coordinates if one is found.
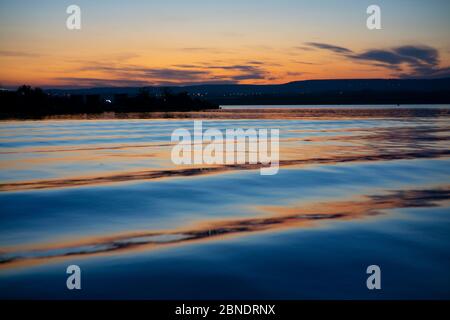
[0,86,219,119]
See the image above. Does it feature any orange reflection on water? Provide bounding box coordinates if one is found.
[1,185,448,271]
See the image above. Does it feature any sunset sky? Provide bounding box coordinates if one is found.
[1,0,449,88]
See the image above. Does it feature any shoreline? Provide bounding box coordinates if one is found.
[1,107,450,121]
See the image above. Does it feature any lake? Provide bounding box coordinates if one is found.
[0,107,449,299]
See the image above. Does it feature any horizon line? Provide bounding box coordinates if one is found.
[2,76,450,91]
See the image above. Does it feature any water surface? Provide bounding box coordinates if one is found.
[0,108,449,299]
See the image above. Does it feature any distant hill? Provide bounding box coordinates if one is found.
[46,78,450,105]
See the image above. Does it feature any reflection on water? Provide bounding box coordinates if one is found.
[1,186,448,270]
[0,115,449,191]
[0,108,449,299]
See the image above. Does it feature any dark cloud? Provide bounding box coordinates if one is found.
[352,45,441,78]
[172,64,201,68]
[304,42,354,54]
[352,45,437,66]
[246,60,265,65]
[65,60,270,85]
[141,68,209,80]
[76,64,210,83]
[54,77,153,87]
[53,77,238,88]
[292,60,318,65]
[304,42,448,78]
[395,45,439,65]
[353,49,412,65]
[230,73,265,81]
[206,64,268,80]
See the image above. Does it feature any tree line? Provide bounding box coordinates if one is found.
[0,85,219,119]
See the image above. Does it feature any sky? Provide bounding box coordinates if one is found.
[0,0,449,88]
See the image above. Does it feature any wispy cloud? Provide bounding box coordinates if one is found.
[303,42,450,78]
[53,77,153,87]
[0,50,40,58]
[61,59,271,86]
[206,64,268,80]
[304,42,354,54]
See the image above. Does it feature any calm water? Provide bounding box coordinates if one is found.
[0,109,449,299]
